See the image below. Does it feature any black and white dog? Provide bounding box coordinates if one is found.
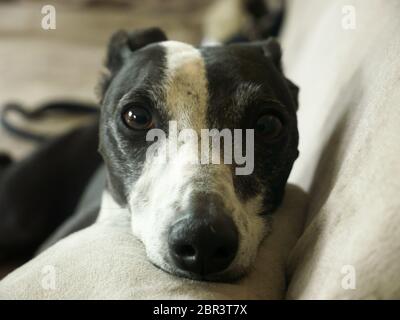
[0,27,299,281]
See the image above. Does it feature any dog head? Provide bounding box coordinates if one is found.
[98,28,299,281]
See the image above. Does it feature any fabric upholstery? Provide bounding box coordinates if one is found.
[0,185,307,299]
[282,0,400,299]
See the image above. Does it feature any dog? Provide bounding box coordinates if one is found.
[0,27,299,281]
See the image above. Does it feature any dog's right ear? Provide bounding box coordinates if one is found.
[98,27,167,100]
[105,27,167,74]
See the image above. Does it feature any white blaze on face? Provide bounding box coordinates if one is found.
[162,41,208,131]
[127,41,269,278]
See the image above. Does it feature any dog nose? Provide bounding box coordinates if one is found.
[168,214,238,276]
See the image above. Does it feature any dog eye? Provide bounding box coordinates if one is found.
[122,106,154,130]
[255,114,283,140]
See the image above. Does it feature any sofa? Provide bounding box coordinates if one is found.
[0,0,399,299]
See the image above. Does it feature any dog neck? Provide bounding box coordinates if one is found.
[97,190,131,229]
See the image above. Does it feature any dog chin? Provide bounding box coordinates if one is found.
[173,269,247,283]
[147,255,250,283]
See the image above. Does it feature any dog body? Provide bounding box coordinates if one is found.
[0,28,298,281]
[0,121,101,259]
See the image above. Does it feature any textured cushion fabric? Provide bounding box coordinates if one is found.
[282,0,400,299]
[0,185,307,299]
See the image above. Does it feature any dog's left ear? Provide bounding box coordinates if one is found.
[261,38,299,110]
[98,27,167,99]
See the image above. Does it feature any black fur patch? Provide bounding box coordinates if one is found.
[99,43,168,206]
[200,43,298,210]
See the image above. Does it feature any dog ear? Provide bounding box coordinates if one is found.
[98,27,167,100]
[105,27,167,73]
[285,77,299,110]
[261,37,282,72]
[261,38,300,110]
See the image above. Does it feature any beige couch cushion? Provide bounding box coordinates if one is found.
[282,0,400,299]
[0,185,307,299]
